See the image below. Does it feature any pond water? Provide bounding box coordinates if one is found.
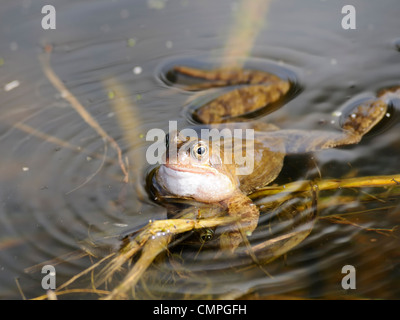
[0,0,399,299]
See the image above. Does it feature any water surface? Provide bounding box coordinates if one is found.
[0,0,399,299]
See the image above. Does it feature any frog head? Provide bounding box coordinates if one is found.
[156,130,238,203]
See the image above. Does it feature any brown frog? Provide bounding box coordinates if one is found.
[153,65,400,252]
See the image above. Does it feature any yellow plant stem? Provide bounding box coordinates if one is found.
[250,174,400,199]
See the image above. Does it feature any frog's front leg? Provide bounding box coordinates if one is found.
[173,66,291,124]
[219,191,260,253]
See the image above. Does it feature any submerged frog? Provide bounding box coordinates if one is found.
[153,65,400,252]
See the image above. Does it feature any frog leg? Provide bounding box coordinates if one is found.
[251,183,319,264]
[173,65,284,86]
[173,66,291,124]
[194,83,290,124]
[219,191,260,253]
[267,86,400,154]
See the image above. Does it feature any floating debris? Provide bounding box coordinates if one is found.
[10,42,18,51]
[127,38,136,47]
[165,40,173,49]
[332,111,342,117]
[132,66,142,75]
[22,167,29,172]
[120,9,130,19]
[4,80,20,92]
[108,90,115,99]
[113,223,129,228]
[147,0,166,10]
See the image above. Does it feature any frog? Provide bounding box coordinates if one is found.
[152,65,400,253]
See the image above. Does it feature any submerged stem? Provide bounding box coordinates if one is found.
[39,47,129,185]
[250,174,400,199]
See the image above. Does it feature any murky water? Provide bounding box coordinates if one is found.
[0,0,399,299]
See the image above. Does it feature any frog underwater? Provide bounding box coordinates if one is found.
[152,65,400,252]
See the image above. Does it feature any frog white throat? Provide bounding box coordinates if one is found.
[157,165,236,203]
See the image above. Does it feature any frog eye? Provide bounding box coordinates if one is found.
[199,228,214,243]
[196,146,206,155]
[191,142,208,160]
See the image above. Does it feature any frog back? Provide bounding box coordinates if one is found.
[225,122,286,194]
